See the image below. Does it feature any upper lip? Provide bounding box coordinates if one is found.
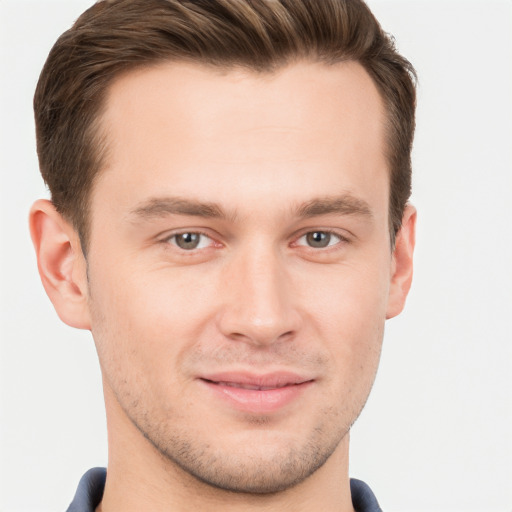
[199,371,314,390]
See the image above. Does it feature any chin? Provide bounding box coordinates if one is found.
[146,417,349,495]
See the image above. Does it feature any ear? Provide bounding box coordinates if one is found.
[386,204,417,319]
[29,199,91,330]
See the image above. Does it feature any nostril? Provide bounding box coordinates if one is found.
[215,290,302,347]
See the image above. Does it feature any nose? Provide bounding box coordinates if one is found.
[216,246,301,347]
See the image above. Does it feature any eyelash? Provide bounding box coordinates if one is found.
[160,231,218,251]
[293,230,348,250]
[160,229,349,253]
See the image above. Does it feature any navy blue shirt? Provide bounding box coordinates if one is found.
[66,467,382,511]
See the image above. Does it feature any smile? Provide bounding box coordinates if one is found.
[212,381,294,391]
[199,372,314,414]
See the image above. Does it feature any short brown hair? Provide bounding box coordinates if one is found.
[34,0,416,250]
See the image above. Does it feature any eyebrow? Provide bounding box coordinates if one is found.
[129,197,234,221]
[128,194,372,223]
[296,195,373,219]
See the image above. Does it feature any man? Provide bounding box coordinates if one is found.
[29,0,416,510]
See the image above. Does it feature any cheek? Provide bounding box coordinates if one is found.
[297,258,389,384]
[299,254,391,332]
[87,260,220,377]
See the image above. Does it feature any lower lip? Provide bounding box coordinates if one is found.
[200,380,313,414]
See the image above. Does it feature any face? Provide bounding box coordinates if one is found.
[85,61,398,493]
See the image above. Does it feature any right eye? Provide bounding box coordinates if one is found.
[166,232,214,251]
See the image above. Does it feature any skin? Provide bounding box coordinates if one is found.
[30,60,416,511]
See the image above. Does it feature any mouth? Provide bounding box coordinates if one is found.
[198,372,314,414]
[206,381,296,391]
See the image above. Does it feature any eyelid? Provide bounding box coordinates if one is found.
[292,228,350,246]
[158,229,220,250]
[155,227,350,252]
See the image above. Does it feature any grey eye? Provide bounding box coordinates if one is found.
[174,232,202,250]
[305,231,332,248]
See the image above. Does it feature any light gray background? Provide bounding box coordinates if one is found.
[1,1,511,511]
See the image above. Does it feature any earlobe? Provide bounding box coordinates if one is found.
[29,199,91,330]
[386,204,417,320]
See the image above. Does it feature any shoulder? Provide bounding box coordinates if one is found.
[66,468,106,512]
[350,478,382,512]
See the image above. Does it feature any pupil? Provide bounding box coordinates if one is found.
[177,233,200,249]
[307,231,330,248]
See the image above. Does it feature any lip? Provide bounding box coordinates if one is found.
[198,371,314,414]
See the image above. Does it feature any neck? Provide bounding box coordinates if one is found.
[98,383,355,512]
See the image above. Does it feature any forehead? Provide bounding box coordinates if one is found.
[93,60,387,220]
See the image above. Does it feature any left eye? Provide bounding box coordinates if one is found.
[169,232,212,250]
[296,231,342,249]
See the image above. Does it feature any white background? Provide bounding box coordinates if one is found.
[1,1,511,511]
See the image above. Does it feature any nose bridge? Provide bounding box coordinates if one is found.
[218,241,298,345]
